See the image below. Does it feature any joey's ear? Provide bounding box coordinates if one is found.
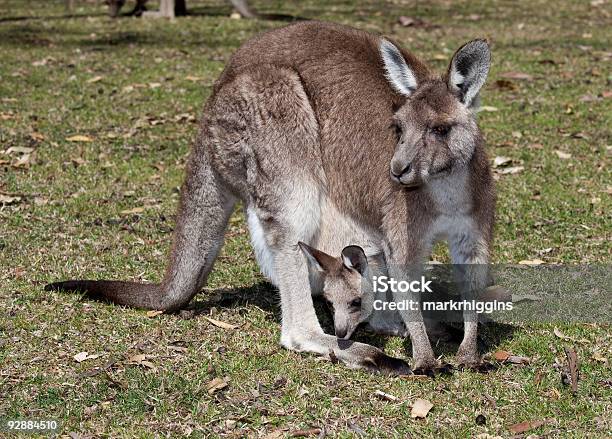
[448,39,491,108]
[380,39,418,96]
[341,245,368,276]
[298,242,338,273]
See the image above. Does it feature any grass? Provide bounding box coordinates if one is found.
[0,0,610,437]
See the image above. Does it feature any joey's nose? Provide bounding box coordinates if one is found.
[391,162,411,178]
[335,327,348,339]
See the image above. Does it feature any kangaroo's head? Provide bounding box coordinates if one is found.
[298,242,368,340]
[380,39,491,187]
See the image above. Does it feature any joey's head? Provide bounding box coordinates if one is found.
[298,242,368,340]
[380,39,491,187]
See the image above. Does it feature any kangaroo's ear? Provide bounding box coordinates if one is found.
[380,39,418,96]
[448,39,491,108]
[298,242,339,273]
[341,245,368,276]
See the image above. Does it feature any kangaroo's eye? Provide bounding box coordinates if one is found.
[431,125,451,137]
[350,298,362,308]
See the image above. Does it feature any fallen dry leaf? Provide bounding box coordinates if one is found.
[506,355,530,364]
[207,376,229,394]
[140,360,157,371]
[497,166,524,175]
[493,350,510,361]
[579,94,598,102]
[87,75,104,83]
[592,352,608,364]
[12,154,32,168]
[554,327,571,340]
[0,195,22,205]
[555,150,572,159]
[411,398,433,418]
[126,353,157,371]
[185,75,205,82]
[509,419,547,434]
[564,347,579,393]
[518,259,545,266]
[29,132,45,141]
[73,352,99,363]
[534,370,543,385]
[120,207,145,215]
[479,105,498,112]
[398,16,423,26]
[128,353,146,363]
[493,156,512,167]
[499,71,533,81]
[374,390,399,402]
[146,310,163,318]
[204,317,239,330]
[5,146,34,155]
[66,135,93,142]
[74,352,89,363]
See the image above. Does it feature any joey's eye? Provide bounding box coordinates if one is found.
[350,298,362,308]
[431,125,451,137]
[391,123,402,141]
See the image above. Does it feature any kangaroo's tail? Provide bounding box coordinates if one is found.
[45,280,163,310]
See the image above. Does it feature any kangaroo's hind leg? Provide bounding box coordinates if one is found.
[253,184,410,375]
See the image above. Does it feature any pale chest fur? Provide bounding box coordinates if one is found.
[425,168,477,245]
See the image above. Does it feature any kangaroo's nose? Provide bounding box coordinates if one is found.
[335,327,348,339]
[391,162,411,178]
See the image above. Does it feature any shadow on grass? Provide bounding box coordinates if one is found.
[409,321,517,358]
[187,281,337,337]
[189,281,282,321]
[0,12,107,24]
[186,281,517,359]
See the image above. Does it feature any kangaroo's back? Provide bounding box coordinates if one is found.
[215,22,433,219]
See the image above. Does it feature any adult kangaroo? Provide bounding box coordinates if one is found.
[47,21,494,374]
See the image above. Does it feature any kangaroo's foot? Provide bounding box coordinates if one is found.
[283,331,412,376]
[456,341,496,372]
